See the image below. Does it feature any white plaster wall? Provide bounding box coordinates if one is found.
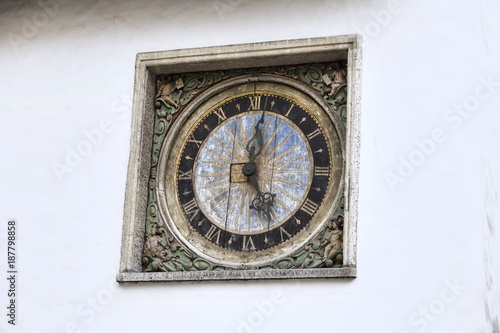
[1,0,499,332]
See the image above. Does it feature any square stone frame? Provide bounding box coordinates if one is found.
[117,35,362,282]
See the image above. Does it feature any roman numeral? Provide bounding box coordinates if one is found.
[314,166,329,177]
[280,227,292,242]
[178,169,192,180]
[285,104,294,117]
[213,107,227,124]
[248,95,261,110]
[205,224,221,244]
[307,128,321,141]
[182,198,200,221]
[241,235,255,251]
[188,135,202,148]
[300,198,319,216]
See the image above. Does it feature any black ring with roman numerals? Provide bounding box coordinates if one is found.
[176,93,331,252]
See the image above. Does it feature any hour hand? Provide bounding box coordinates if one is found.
[247,172,261,195]
[243,163,265,200]
[250,191,276,221]
[242,161,275,220]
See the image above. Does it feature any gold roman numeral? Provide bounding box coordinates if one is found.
[307,128,321,141]
[178,169,192,180]
[314,166,329,177]
[285,104,294,117]
[205,225,221,244]
[182,198,200,221]
[280,227,292,242]
[300,198,319,216]
[188,135,202,148]
[248,96,261,110]
[213,107,227,124]
[242,235,255,251]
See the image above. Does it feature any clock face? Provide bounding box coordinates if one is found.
[160,80,343,266]
[192,110,313,237]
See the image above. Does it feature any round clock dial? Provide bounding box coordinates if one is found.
[159,79,343,266]
[192,110,313,234]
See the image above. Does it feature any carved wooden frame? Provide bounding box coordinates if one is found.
[117,35,362,282]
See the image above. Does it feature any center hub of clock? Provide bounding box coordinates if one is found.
[242,162,255,176]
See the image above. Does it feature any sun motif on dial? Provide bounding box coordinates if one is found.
[174,91,333,253]
[193,111,313,234]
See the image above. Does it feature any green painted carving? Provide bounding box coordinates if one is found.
[143,71,243,272]
[151,71,237,166]
[142,64,346,273]
[143,223,219,272]
[267,63,325,85]
[260,61,348,126]
[268,197,344,270]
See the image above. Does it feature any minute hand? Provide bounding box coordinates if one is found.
[246,110,265,162]
[243,111,276,221]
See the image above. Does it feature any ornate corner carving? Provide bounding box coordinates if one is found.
[142,63,348,273]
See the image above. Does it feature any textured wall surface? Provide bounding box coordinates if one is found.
[1,0,499,332]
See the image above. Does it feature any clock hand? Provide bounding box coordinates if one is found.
[243,111,276,221]
[243,161,274,219]
[246,110,265,163]
[243,163,261,193]
[256,192,275,221]
[248,181,275,221]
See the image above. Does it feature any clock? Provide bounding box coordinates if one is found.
[157,77,343,268]
[117,36,361,281]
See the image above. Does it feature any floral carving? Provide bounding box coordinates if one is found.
[142,223,218,272]
[142,64,346,272]
[260,61,348,126]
